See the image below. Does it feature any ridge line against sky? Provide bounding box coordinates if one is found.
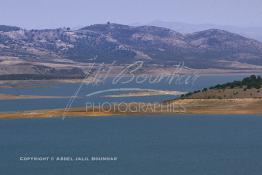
[0,0,262,29]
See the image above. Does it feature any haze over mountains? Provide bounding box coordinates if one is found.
[1,23,262,78]
[145,20,262,42]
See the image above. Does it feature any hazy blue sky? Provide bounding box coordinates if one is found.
[1,0,262,29]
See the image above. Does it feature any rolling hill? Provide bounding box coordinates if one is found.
[1,23,262,78]
[181,75,262,99]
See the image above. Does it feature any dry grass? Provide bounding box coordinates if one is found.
[0,98,262,119]
[0,94,70,100]
[184,88,262,99]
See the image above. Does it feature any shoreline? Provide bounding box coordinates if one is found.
[1,70,261,89]
[0,94,71,100]
[1,98,261,119]
[104,89,186,98]
[0,68,262,89]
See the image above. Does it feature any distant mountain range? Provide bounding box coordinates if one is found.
[1,23,262,78]
[144,20,262,42]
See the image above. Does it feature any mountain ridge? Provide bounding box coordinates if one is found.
[145,20,262,42]
[1,23,262,77]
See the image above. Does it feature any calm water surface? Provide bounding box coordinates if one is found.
[0,115,262,175]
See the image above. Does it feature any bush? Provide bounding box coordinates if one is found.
[202,88,208,92]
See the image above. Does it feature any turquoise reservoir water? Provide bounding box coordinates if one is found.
[0,115,262,175]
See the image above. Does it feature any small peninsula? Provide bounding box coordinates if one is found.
[180,75,262,99]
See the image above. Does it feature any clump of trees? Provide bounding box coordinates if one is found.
[209,75,262,90]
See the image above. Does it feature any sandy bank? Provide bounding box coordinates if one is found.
[0,94,70,100]
[0,98,261,119]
